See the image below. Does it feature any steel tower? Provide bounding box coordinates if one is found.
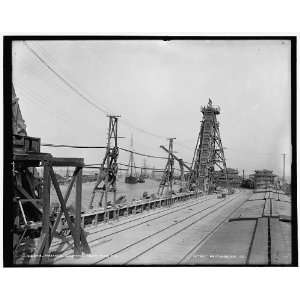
[190,99,228,193]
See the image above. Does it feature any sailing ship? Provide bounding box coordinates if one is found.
[137,170,145,183]
[137,158,147,183]
[125,135,138,184]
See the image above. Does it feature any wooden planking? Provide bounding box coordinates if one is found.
[230,200,265,220]
[248,192,266,201]
[13,153,52,162]
[276,201,291,217]
[13,153,84,168]
[270,218,292,265]
[187,191,292,266]
[270,200,280,217]
[80,192,196,220]
[248,217,269,265]
[270,192,291,202]
[188,220,256,265]
[263,198,271,216]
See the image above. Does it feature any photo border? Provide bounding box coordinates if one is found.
[3,35,297,267]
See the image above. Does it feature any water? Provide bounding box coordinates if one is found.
[50,178,181,212]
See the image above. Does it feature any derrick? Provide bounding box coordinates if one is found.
[89,115,120,218]
[189,99,228,193]
[157,138,176,196]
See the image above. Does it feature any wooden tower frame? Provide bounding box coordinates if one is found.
[89,115,120,215]
[190,99,228,193]
[13,152,90,264]
[158,138,176,196]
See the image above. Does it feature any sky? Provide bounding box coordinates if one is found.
[12,39,292,178]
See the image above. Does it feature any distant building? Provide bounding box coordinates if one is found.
[251,169,276,189]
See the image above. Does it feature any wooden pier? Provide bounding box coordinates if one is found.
[23,188,290,266]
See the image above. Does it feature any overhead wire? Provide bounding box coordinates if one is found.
[84,162,189,173]
[42,143,107,149]
[15,83,78,126]
[41,143,169,159]
[24,41,110,115]
[30,42,115,115]
[24,41,192,144]
[15,88,75,126]
[25,41,165,137]
[23,41,194,163]
[15,78,106,136]
[118,147,167,160]
[84,162,164,171]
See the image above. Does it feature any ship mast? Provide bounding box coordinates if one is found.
[128,134,136,177]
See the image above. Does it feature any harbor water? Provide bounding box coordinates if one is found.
[50,178,181,212]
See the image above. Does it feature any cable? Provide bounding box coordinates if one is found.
[42,143,106,149]
[16,89,75,126]
[29,42,114,114]
[41,143,192,166]
[84,162,189,173]
[84,166,128,171]
[119,147,167,160]
[23,42,171,140]
[15,84,77,127]
[23,41,194,161]
[41,143,168,159]
[175,142,194,151]
[24,41,110,115]
[85,162,165,171]
[120,119,167,140]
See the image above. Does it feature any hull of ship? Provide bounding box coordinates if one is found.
[125,176,138,184]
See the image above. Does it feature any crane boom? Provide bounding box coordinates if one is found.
[160,145,192,171]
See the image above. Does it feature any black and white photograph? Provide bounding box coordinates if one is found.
[3,36,297,267]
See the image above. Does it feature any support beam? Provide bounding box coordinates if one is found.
[90,115,120,212]
[75,167,82,255]
[158,138,176,196]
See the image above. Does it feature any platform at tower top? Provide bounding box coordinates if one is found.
[201,104,220,114]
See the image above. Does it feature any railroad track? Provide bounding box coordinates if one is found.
[51,193,215,249]
[178,193,251,264]
[52,193,217,257]
[91,191,247,265]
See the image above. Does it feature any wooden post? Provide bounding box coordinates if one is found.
[113,118,117,215]
[49,168,78,243]
[74,167,82,256]
[49,168,81,253]
[104,119,112,212]
[35,161,51,263]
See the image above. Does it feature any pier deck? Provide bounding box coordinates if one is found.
[185,190,292,265]
[47,189,254,265]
